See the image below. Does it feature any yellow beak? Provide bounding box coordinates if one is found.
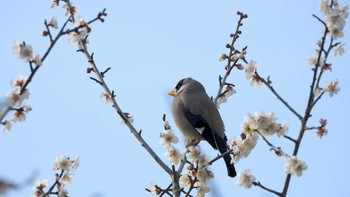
[168,88,176,97]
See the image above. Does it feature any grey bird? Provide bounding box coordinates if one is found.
[168,77,236,178]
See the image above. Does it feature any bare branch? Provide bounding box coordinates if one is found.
[255,72,303,121]
[253,181,281,196]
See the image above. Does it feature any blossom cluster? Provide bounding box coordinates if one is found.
[320,0,348,39]
[180,145,213,197]
[2,74,32,133]
[51,1,90,47]
[12,41,42,66]
[160,120,181,165]
[306,51,341,97]
[284,156,308,177]
[245,60,262,87]
[31,155,80,197]
[158,120,213,197]
[216,84,236,108]
[236,169,256,189]
[228,111,288,164]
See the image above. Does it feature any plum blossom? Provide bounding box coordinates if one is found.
[320,0,348,39]
[58,189,68,197]
[196,184,210,197]
[228,132,258,163]
[218,53,228,61]
[31,53,42,66]
[179,172,192,188]
[334,43,345,56]
[62,2,78,16]
[186,145,201,163]
[197,169,213,185]
[216,85,236,107]
[6,88,30,107]
[285,156,308,177]
[49,16,59,29]
[164,146,182,165]
[323,80,340,97]
[2,120,12,133]
[236,169,256,188]
[100,92,113,104]
[12,41,33,62]
[149,182,161,195]
[53,155,72,171]
[159,129,179,148]
[245,60,262,87]
[10,75,27,88]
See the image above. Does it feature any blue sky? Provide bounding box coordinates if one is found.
[1,0,349,197]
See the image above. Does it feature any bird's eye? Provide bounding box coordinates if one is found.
[175,79,185,90]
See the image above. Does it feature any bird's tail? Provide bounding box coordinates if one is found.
[223,152,236,178]
[201,129,236,177]
[217,137,236,178]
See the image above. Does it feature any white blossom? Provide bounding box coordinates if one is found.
[12,41,33,62]
[49,16,59,29]
[159,129,179,148]
[218,54,228,61]
[164,146,182,165]
[12,110,26,122]
[2,120,12,133]
[149,182,161,195]
[52,155,72,171]
[236,169,256,188]
[100,92,113,104]
[6,89,28,107]
[228,133,258,163]
[186,145,201,163]
[323,80,340,97]
[196,184,210,197]
[321,0,348,39]
[33,179,48,190]
[58,189,68,197]
[334,43,345,56]
[197,169,213,185]
[197,154,210,168]
[245,60,262,87]
[10,75,27,89]
[285,156,308,177]
[62,2,78,16]
[32,53,42,66]
[179,172,192,188]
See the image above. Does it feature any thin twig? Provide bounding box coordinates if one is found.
[213,13,247,105]
[283,135,297,144]
[43,170,64,197]
[256,130,290,158]
[255,72,303,121]
[253,181,281,196]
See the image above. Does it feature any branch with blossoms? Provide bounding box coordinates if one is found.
[63,2,250,197]
[222,1,347,197]
[214,11,248,107]
[0,1,106,133]
[30,156,79,197]
[2,0,347,197]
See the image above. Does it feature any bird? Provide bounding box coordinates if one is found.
[168,77,236,178]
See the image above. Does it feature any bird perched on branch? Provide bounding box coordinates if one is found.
[168,77,236,178]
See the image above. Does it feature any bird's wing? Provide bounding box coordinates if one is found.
[180,92,225,149]
[182,107,220,150]
[182,92,226,138]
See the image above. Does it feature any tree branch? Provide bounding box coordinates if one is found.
[255,73,303,121]
[253,181,281,196]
